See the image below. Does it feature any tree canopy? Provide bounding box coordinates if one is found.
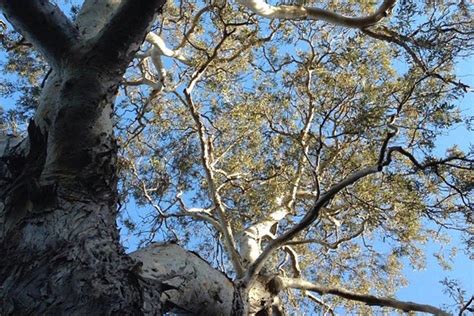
[0,0,473,314]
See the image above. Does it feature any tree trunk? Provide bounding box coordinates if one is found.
[0,1,166,313]
[0,69,161,315]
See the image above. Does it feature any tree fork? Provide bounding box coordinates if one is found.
[0,0,166,314]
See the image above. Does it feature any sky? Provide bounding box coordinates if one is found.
[395,56,474,312]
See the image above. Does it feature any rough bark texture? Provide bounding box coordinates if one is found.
[131,243,283,316]
[131,243,234,315]
[0,0,165,314]
[0,71,159,315]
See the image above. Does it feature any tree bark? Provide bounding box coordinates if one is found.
[131,243,283,316]
[0,0,165,314]
[131,243,234,315]
[0,70,161,315]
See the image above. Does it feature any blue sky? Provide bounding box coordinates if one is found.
[396,56,473,311]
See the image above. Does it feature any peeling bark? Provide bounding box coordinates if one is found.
[0,0,165,314]
[131,243,283,316]
[0,72,160,315]
[131,243,234,315]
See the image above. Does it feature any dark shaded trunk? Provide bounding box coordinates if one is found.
[0,0,167,314]
[0,70,161,315]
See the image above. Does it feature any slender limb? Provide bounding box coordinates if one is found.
[306,293,335,316]
[175,192,223,234]
[0,0,78,68]
[176,6,211,49]
[130,161,224,240]
[179,29,245,276]
[459,296,474,316]
[282,245,301,277]
[183,91,244,277]
[280,277,449,316]
[286,221,365,249]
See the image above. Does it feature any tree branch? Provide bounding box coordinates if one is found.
[76,0,122,40]
[0,0,78,68]
[306,0,396,27]
[237,208,288,268]
[175,192,223,234]
[362,27,471,91]
[286,221,365,249]
[459,296,474,316]
[280,277,449,316]
[178,28,244,277]
[87,0,166,72]
[306,293,335,316]
[146,32,190,64]
[243,165,380,286]
[236,0,396,28]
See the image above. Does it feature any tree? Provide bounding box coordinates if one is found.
[0,0,472,315]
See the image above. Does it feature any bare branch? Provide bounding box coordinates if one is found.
[459,296,474,316]
[306,293,335,316]
[388,147,472,171]
[281,277,449,316]
[236,0,396,28]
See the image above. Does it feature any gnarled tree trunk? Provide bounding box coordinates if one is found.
[0,0,164,314]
